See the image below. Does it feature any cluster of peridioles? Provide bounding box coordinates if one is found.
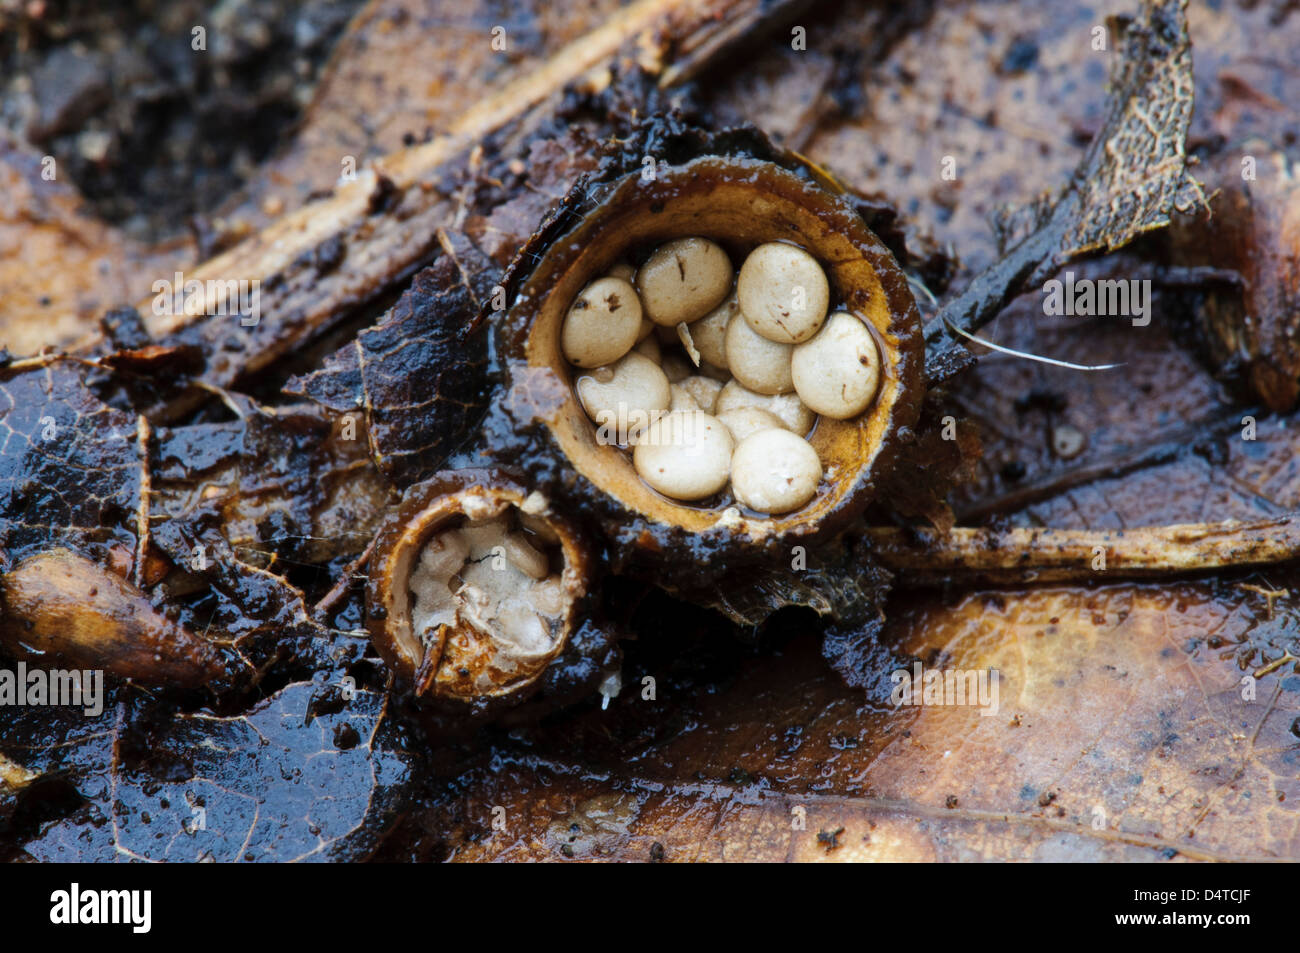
[564,236,882,514]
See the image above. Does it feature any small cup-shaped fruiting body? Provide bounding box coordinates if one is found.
[498,148,922,571]
[715,380,815,435]
[736,242,830,344]
[730,429,823,514]
[636,237,733,327]
[632,410,734,501]
[561,276,642,368]
[691,293,737,369]
[791,311,882,418]
[724,311,795,394]
[717,406,785,443]
[366,470,594,708]
[575,352,670,440]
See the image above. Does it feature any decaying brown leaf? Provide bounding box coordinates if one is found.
[282,238,494,484]
[410,582,1297,862]
[6,682,410,862]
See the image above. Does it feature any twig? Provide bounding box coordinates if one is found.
[954,406,1262,524]
[133,414,152,589]
[867,516,1300,585]
[311,537,376,623]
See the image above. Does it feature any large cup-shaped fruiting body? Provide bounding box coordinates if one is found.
[493,151,924,573]
[366,469,594,711]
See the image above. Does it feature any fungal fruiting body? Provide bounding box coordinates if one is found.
[635,237,733,326]
[409,510,565,697]
[632,409,734,500]
[575,351,670,442]
[791,312,882,418]
[367,471,593,706]
[730,428,824,514]
[502,151,923,568]
[562,239,882,515]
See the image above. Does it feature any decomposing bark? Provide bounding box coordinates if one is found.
[1168,146,1300,411]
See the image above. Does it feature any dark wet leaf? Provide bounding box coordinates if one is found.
[6,682,410,862]
[150,393,384,568]
[0,355,371,687]
[0,358,143,563]
[285,236,494,488]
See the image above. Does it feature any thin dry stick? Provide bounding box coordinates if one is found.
[133,414,152,589]
[866,516,1300,585]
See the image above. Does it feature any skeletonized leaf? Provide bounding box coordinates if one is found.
[1062,0,1204,255]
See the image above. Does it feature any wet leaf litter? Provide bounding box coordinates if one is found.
[0,0,1294,858]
